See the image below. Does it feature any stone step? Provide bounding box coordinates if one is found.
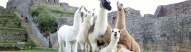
[0,27,27,42]
[0,18,21,28]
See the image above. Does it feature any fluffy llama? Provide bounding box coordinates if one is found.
[88,0,112,52]
[57,6,85,52]
[115,1,141,52]
[99,28,123,52]
[78,8,96,52]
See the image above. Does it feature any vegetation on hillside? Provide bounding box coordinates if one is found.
[30,4,75,33]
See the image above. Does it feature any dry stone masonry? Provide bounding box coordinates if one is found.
[108,0,191,52]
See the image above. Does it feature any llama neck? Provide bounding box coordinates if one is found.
[116,11,126,29]
[73,14,82,32]
[96,8,108,25]
[107,38,119,50]
[83,17,93,28]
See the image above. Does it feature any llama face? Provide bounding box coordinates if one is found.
[82,8,96,19]
[100,0,112,11]
[86,10,96,18]
[111,29,122,38]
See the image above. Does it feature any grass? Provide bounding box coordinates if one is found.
[30,4,75,18]
[0,42,17,46]
[16,50,54,52]
[1,50,55,52]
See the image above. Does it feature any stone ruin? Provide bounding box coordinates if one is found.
[4,0,191,51]
[107,0,191,52]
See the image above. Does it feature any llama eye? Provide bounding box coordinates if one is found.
[120,4,123,6]
[112,30,114,32]
[118,31,121,33]
[92,13,95,16]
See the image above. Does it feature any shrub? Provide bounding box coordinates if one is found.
[36,14,58,33]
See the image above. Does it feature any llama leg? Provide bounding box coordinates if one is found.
[80,43,85,52]
[58,37,63,52]
[65,41,72,52]
[85,43,91,52]
[72,41,78,52]
[90,40,99,52]
[58,41,62,52]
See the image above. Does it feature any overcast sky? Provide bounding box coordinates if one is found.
[0,0,185,16]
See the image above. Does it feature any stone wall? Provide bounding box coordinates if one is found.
[124,15,191,52]
[154,0,191,17]
[0,10,27,43]
[0,28,26,42]
[107,0,191,52]
[59,2,78,11]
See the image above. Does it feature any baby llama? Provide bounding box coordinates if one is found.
[57,6,85,52]
[88,0,112,52]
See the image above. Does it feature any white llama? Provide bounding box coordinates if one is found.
[99,28,123,52]
[57,6,85,52]
[78,8,96,52]
[88,0,112,52]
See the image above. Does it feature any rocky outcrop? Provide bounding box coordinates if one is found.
[143,14,154,18]
[154,0,191,17]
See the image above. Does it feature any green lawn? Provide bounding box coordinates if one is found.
[1,50,55,52]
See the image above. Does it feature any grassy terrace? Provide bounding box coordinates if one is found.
[30,4,75,33]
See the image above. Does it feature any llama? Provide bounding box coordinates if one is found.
[115,1,141,52]
[99,28,123,52]
[88,0,112,52]
[57,6,85,52]
[78,8,96,52]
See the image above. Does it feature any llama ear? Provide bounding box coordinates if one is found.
[84,6,88,12]
[123,8,126,13]
[116,1,119,5]
[79,6,84,11]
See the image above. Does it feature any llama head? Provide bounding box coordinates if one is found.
[81,7,96,20]
[111,28,124,38]
[75,6,84,18]
[117,1,126,13]
[100,0,112,11]
[85,8,96,18]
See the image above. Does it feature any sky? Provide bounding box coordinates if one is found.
[0,0,185,16]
